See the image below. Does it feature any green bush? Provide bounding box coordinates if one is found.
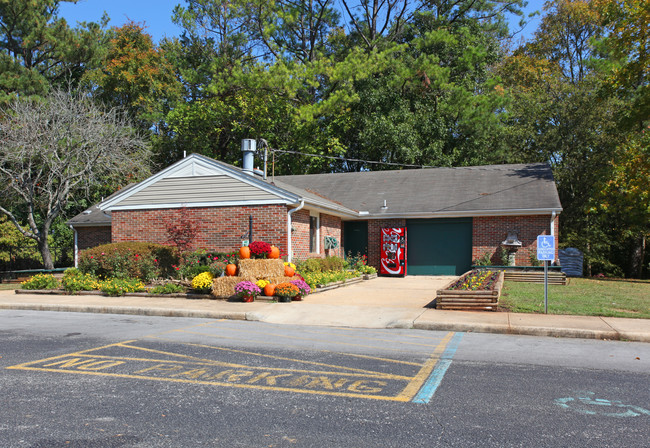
[21,273,59,290]
[296,256,345,274]
[296,258,323,273]
[321,256,345,272]
[178,250,234,279]
[79,242,178,281]
[149,283,185,294]
[97,278,146,296]
[344,252,368,271]
[473,252,493,266]
[61,268,99,293]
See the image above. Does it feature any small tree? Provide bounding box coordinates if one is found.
[164,206,199,253]
[0,88,151,269]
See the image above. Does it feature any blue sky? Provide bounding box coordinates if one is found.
[59,0,546,44]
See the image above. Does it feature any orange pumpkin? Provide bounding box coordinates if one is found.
[269,246,280,259]
[239,246,250,259]
[225,264,237,276]
[264,283,276,296]
[284,265,295,277]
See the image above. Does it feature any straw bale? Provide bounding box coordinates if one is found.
[238,259,285,279]
[212,276,254,298]
[267,276,296,285]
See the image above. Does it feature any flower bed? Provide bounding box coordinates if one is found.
[436,270,505,311]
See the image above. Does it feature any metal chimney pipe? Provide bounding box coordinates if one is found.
[241,139,256,174]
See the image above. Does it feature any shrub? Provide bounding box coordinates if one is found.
[473,252,493,266]
[21,273,59,290]
[191,272,214,293]
[97,278,146,296]
[149,283,185,294]
[321,256,345,272]
[183,264,213,279]
[61,268,99,293]
[79,242,178,280]
[296,256,345,274]
[178,250,232,279]
[296,258,323,273]
[344,252,368,271]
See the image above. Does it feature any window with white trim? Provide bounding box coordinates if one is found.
[309,212,319,253]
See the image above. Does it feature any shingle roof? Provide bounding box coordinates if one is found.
[68,161,562,227]
[274,163,562,217]
[67,183,139,226]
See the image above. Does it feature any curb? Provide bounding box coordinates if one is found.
[1,302,648,343]
[0,303,248,321]
[411,321,640,342]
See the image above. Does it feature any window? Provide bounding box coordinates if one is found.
[310,215,319,253]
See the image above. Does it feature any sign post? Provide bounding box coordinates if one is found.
[537,235,555,314]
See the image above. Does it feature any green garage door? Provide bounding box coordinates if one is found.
[406,218,472,275]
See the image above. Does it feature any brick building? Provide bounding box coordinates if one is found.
[68,154,562,275]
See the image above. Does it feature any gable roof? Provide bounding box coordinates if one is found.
[275,163,562,218]
[97,154,305,211]
[68,156,562,227]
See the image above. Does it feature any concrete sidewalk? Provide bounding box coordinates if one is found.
[1,276,648,342]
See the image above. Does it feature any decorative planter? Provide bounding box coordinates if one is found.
[292,294,303,301]
[436,270,505,311]
[242,295,255,303]
[277,296,292,303]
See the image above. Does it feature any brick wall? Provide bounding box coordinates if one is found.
[367,219,406,269]
[472,215,559,265]
[290,209,342,260]
[77,226,112,250]
[320,213,342,258]
[112,205,288,254]
[291,208,310,260]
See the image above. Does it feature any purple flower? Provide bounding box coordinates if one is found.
[290,279,311,296]
[234,281,261,297]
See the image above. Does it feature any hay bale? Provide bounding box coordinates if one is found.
[238,259,285,279]
[267,276,296,284]
[212,276,254,298]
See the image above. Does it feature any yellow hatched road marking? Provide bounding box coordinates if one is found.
[6,331,457,402]
[145,336,415,377]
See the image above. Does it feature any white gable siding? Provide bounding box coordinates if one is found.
[117,176,279,207]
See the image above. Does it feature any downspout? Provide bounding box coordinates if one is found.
[551,211,557,263]
[287,200,305,263]
[70,225,78,268]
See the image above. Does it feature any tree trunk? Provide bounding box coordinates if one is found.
[629,235,645,279]
[38,237,54,270]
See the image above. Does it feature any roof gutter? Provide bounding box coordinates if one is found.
[287,200,305,263]
[354,208,563,220]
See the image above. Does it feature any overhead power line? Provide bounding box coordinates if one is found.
[270,148,435,169]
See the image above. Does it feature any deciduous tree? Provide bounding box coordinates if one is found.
[0,88,151,269]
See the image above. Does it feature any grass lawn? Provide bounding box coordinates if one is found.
[499,278,650,319]
[0,283,18,291]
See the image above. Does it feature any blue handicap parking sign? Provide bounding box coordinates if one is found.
[537,235,555,261]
